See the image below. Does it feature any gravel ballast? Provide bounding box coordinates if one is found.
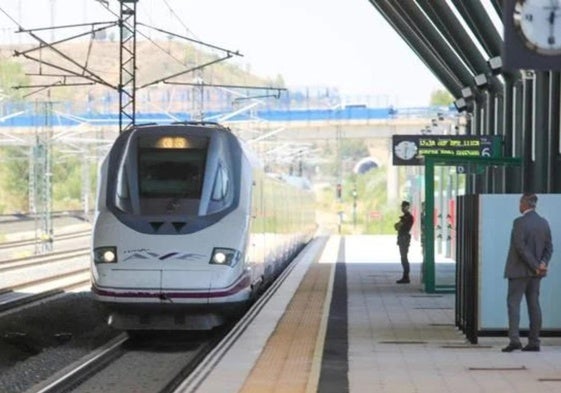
[0,292,120,393]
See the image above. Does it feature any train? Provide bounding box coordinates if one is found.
[90,122,317,330]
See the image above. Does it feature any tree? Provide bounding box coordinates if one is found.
[429,89,453,106]
[0,59,29,101]
[52,152,84,210]
[0,147,29,212]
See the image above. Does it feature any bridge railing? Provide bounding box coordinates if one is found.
[0,101,457,128]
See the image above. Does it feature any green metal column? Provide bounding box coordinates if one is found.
[424,161,435,293]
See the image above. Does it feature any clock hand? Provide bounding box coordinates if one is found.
[547,0,558,19]
[549,10,556,25]
[548,10,556,45]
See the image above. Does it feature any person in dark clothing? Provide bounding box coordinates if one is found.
[395,200,414,284]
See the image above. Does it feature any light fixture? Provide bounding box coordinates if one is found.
[474,73,489,89]
[487,56,502,75]
[454,97,468,113]
[94,246,118,264]
[523,70,535,80]
[461,86,474,100]
[209,247,241,267]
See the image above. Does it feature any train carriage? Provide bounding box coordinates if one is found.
[91,122,315,330]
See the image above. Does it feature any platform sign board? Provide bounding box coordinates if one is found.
[392,135,502,166]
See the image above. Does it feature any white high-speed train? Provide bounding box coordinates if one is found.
[90,122,316,330]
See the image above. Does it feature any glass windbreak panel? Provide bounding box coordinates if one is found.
[138,148,207,199]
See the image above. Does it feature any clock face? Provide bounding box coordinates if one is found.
[394,141,418,160]
[514,0,561,55]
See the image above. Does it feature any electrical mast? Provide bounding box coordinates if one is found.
[118,0,137,132]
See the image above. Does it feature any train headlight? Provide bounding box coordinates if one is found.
[94,246,117,264]
[209,248,240,267]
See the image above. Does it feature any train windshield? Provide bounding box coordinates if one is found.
[109,134,210,216]
[109,128,240,224]
[138,148,206,198]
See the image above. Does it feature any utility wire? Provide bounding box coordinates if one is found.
[0,5,23,28]
[162,0,196,38]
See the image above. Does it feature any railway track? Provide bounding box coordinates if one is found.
[0,230,91,251]
[21,238,324,393]
[32,334,129,393]
[0,239,91,315]
[0,247,90,272]
[0,268,90,314]
[0,226,92,315]
[0,213,324,393]
[31,328,228,393]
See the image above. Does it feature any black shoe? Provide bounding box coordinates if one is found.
[396,278,410,284]
[501,343,522,352]
[521,345,540,352]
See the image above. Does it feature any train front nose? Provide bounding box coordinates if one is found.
[93,268,214,300]
[92,241,214,303]
[92,257,238,330]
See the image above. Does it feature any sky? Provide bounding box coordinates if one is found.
[0,0,450,107]
[163,0,444,106]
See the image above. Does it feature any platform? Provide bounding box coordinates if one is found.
[178,234,561,393]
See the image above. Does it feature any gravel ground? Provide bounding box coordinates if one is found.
[0,292,120,393]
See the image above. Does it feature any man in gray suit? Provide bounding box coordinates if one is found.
[502,193,553,352]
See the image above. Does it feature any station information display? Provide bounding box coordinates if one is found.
[392,135,502,166]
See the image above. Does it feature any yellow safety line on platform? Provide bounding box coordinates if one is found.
[305,246,336,393]
[238,238,338,393]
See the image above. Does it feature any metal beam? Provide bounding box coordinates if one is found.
[449,0,503,57]
[549,72,561,191]
[391,1,475,89]
[416,0,505,139]
[489,0,503,19]
[367,1,463,98]
[532,72,549,192]
[415,0,493,77]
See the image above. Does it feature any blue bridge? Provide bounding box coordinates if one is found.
[0,103,456,128]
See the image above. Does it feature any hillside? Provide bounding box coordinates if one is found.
[0,38,284,112]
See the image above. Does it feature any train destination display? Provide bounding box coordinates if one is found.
[392,135,502,166]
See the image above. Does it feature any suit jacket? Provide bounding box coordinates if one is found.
[504,210,553,279]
